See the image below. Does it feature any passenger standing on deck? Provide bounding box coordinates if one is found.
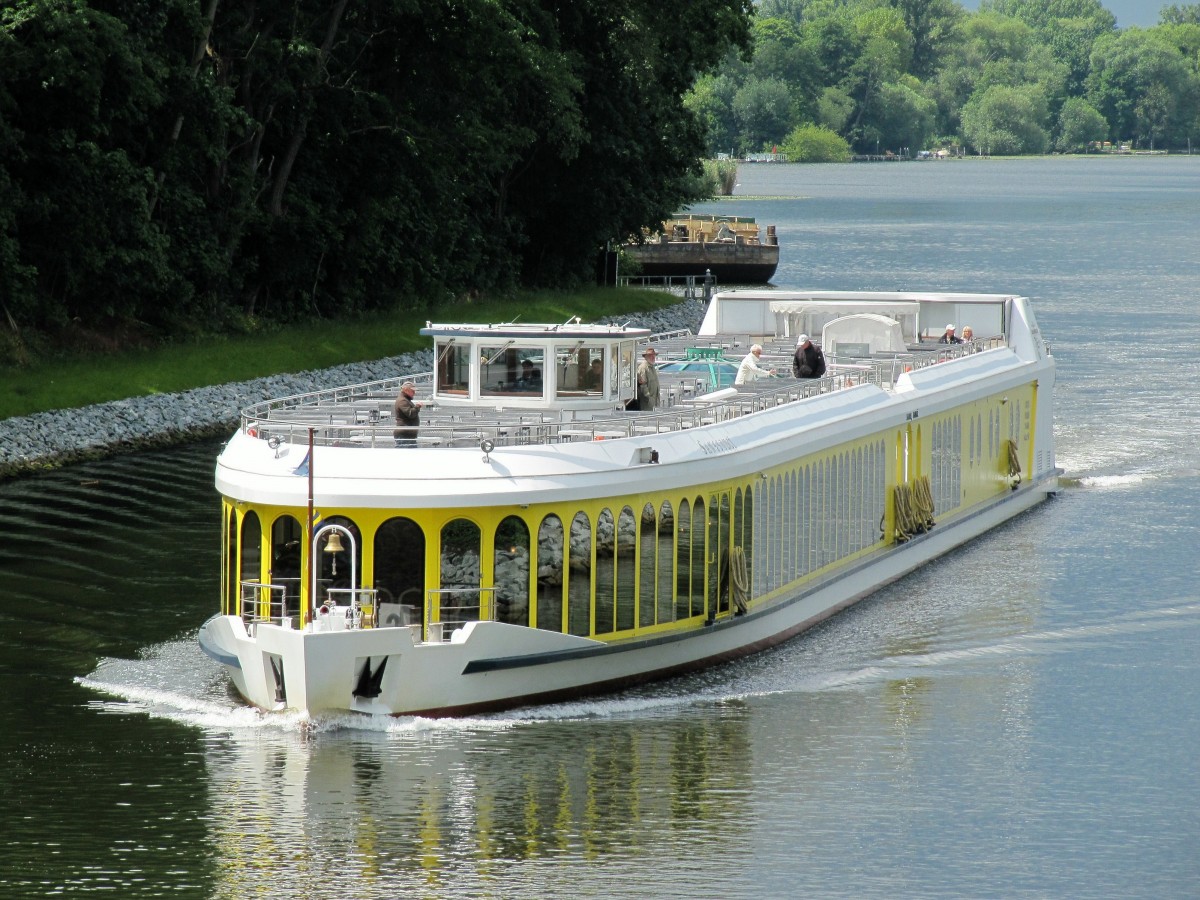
[960,325,974,342]
[393,381,423,447]
[636,348,660,410]
[735,344,774,384]
[939,323,964,344]
[792,334,826,379]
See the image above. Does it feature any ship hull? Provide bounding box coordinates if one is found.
[624,242,779,283]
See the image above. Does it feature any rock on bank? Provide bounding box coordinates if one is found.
[0,300,706,480]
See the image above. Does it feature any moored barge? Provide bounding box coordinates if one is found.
[622,215,779,283]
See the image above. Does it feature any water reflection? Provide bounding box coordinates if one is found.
[201,711,752,898]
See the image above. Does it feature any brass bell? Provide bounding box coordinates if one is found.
[324,532,345,554]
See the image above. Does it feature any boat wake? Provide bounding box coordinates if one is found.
[1061,472,1154,489]
[80,601,1200,731]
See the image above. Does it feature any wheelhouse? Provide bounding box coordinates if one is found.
[422,321,651,410]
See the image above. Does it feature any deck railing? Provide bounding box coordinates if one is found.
[240,340,1005,450]
[424,587,496,643]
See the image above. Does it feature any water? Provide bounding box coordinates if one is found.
[2,157,1199,898]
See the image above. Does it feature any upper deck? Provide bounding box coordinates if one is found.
[236,290,1042,453]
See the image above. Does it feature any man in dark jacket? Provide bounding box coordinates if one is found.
[792,334,826,379]
[938,323,964,344]
[393,381,423,447]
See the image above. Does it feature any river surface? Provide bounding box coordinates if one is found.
[2,156,1198,899]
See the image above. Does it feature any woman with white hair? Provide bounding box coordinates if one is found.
[735,343,774,385]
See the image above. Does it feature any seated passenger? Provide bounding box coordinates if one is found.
[938,323,964,344]
[582,359,604,392]
[515,360,539,390]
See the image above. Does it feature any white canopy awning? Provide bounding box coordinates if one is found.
[821,314,907,355]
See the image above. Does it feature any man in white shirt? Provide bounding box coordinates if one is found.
[735,344,773,385]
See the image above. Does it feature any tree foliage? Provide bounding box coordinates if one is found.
[780,123,851,161]
[694,0,1200,161]
[0,0,752,340]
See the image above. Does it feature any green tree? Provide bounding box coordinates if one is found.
[1161,4,1200,25]
[960,84,1050,154]
[780,122,852,161]
[1056,96,1109,149]
[874,79,938,154]
[983,0,1116,96]
[1087,28,1200,148]
[686,74,739,157]
[0,0,756,340]
[732,77,797,152]
[891,0,965,79]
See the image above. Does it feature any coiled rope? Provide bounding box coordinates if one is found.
[893,475,936,542]
[1005,438,1022,488]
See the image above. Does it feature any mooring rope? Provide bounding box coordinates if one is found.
[730,545,751,614]
[893,475,936,542]
[1005,438,1022,488]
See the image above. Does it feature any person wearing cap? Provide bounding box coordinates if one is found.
[735,343,774,385]
[393,381,424,447]
[939,323,963,344]
[792,334,826,379]
[636,347,660,410]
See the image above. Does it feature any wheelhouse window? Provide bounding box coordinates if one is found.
[480,345,543,397]
[619,343,635,392]
[436,341,471,396]
[555,345,605,398]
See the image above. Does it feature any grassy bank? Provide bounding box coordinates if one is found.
[1,287,679,420]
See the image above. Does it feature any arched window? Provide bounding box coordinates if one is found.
[690,496,705,619]
[708,496,724,618]
[440,519,481,628]
[568,512,591,636]
[595,508,616,635]
[536,515,564,632]
[270,515,303,620]
[225,506,237,614]
[315,515,361,606]
[375,517,426,626]
[616,506,637,631]
[658,500,674,624]
[494,516,530,626]
[639,503,657,628]
[239,510,262,612]
[676,500,692,620]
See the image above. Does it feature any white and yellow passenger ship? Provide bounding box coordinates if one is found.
[199,289,1059,717]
